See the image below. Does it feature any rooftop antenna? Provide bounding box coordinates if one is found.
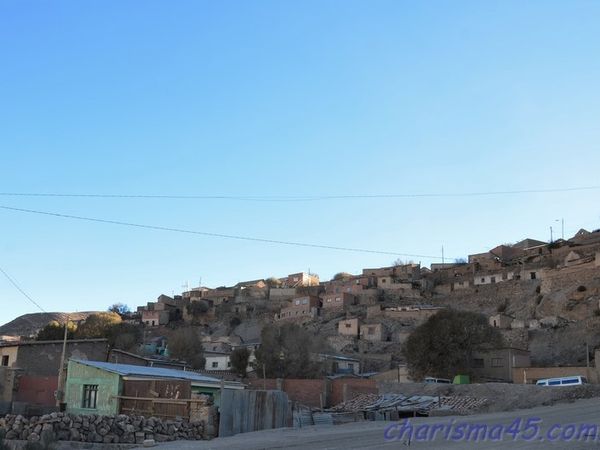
[441,246,445,264]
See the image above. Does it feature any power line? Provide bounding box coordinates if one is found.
[0,205,452,259]
[0,265,46,312]
[0,185,598,201]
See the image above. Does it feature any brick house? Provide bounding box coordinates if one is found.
[284,272,319,287]
[142,310,170,327]
[276,296,321,321]
[322,293,355,310]
[471,348,531,382]
[338,318,360,337]
[360,323,387,342]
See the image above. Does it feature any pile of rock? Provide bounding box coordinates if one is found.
[0,412,208,443]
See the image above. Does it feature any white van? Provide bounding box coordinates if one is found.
[535,376,587,386]
[424,377,452,384]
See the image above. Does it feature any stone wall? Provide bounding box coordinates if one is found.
[0,411,212,443]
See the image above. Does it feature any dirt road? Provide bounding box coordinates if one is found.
[155,397,600,449]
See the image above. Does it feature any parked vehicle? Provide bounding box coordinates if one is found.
[535,376,588,386]
[424,377,452,384]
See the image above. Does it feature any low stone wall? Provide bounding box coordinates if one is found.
[0,412,209,444]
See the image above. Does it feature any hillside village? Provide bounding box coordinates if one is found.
[3,228,600,378]
[1,227,600,442]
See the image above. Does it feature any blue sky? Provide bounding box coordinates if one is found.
[1,1,600,323]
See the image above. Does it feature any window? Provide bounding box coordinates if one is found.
[335,297,341,302]
[530,272,537,280]
[227,361,231,368]
[302,299,308,304]
[295,300,300,305]
[348,363,354,371]
[1,355,8,366]
[491,277,496,283]
[381,278,387,283]
[472,358,484,368]
[481,278,485,283]
[212,361,218,368]
[345,323,351,328]
[327,298,332,303]
[491,358,503,368]
[82,385,98,409]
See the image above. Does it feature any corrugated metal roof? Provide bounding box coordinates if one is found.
[71,359,222,383]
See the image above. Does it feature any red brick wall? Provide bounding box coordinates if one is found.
[247,378,378,408]
[15,375,58,406]
[246,378,325,408]
[330,379,377,406]
[282,379,325,407]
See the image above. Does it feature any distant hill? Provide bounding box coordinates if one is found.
[0,311,102,338]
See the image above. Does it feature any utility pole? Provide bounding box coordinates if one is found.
[550,226,553,243]
[441,246,445,265]
[56,315,69,408]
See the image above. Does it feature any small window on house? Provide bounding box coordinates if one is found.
[82,385,98,409]
[491,277,496,283]
[335,297,341,302]
[345,323,351,328]
[295,300,300,305]
[212,361,218,368]
[227,361,231,367]
[472,358,484,368]
[530,272,536,280]
[348,363,354,370]
[491,358,503,368]
[1,355,9,366]
[151,320,156,326]
[327,298,332,303]
[381,278,387,283]
[302,299,308,304]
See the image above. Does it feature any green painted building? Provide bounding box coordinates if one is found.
[66,360,243,416]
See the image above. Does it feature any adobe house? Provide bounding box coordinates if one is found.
[488,314,512,329]
[65,360,244,416]
[141,309,170,327]
[276,295,321,321]
[0,339,109,409]
[284,272,319,287]
[338,318,360,337]
[360,323,387,342]
[470,348,530,382]
[322,292,355,310]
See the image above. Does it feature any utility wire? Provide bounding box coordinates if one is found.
[0,205,453,260]
[0,265,46,312]
[0,185,598,201]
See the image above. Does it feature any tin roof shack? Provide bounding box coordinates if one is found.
[0,339,109,408]
[65,360,244,418]
[318,354,360,375]
[471,348,530,382]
